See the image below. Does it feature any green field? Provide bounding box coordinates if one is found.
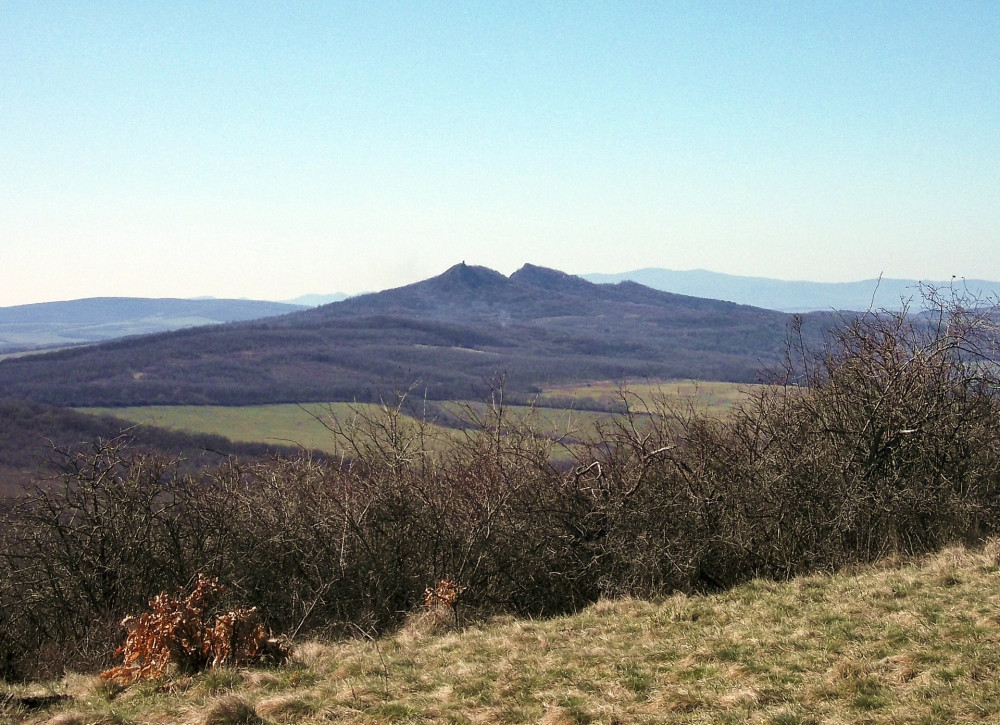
[75,403,451,454]
[76,382,750,455]
[76,402,610,458]
[442,401,616,436]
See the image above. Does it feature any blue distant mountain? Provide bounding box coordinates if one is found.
[0,297,306,354]
[282,292,350,306]
[582,269,1000,312]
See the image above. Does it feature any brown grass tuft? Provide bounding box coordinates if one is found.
[43,714,86,725]
[538,706,586,725]
[661,688,705,712]
[202,694,260,725]
[289,640,330,667]
[718,688,761,708]
[254,694,315,720]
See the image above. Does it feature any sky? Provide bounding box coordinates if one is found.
[2,2,999,306]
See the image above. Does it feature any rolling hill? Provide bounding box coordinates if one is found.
[0,263,837,407]
[0,297,306,354]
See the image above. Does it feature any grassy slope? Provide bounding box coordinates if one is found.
[10,543,1000,724]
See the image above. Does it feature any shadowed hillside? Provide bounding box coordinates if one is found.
[0,399,315,495]
[0,264,836,407]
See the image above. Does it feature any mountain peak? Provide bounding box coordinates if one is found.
[0,260,834,407]
[510,263,592,291]
[432,262,509,290]
[510,264,595,292]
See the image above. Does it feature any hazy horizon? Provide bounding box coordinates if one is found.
[4,4,998,306]
[4,262,999,309]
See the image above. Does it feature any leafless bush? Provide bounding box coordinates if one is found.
[0,437,198,678]
[675,289,1000,584]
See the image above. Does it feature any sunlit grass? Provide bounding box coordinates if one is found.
[12,542,1000,724]
[76,381,750,457]
[441,401,616,438]
[75,402,460,454]
[540,379,755,416]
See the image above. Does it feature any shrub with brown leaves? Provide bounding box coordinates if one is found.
[207,607,289,669]
[423,579,465,610]
[101,575,289,684]
[422,579,466,627]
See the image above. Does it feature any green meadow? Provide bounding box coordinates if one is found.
[74,402,420,454]
[77,381,748,454]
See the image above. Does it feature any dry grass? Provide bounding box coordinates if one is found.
[9,542,1000,724]
[201,694,260,724]
[540,379,754,416]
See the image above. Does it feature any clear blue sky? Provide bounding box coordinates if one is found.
[2,2,998,305]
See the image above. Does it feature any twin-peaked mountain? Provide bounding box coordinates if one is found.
[0,264,835,407]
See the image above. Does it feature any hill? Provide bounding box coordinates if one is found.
[584,268,1000,312]
[9,543,1000,724]
[0,263,836,407]
[0,297,306,353]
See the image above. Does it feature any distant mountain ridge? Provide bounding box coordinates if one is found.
[583,269,1000,312]
[282,293,350,306]
[0,297,306,353]
[0,263,838,407]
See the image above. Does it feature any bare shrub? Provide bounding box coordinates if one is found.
[675,289,1000,585]
[0,437,197,678]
